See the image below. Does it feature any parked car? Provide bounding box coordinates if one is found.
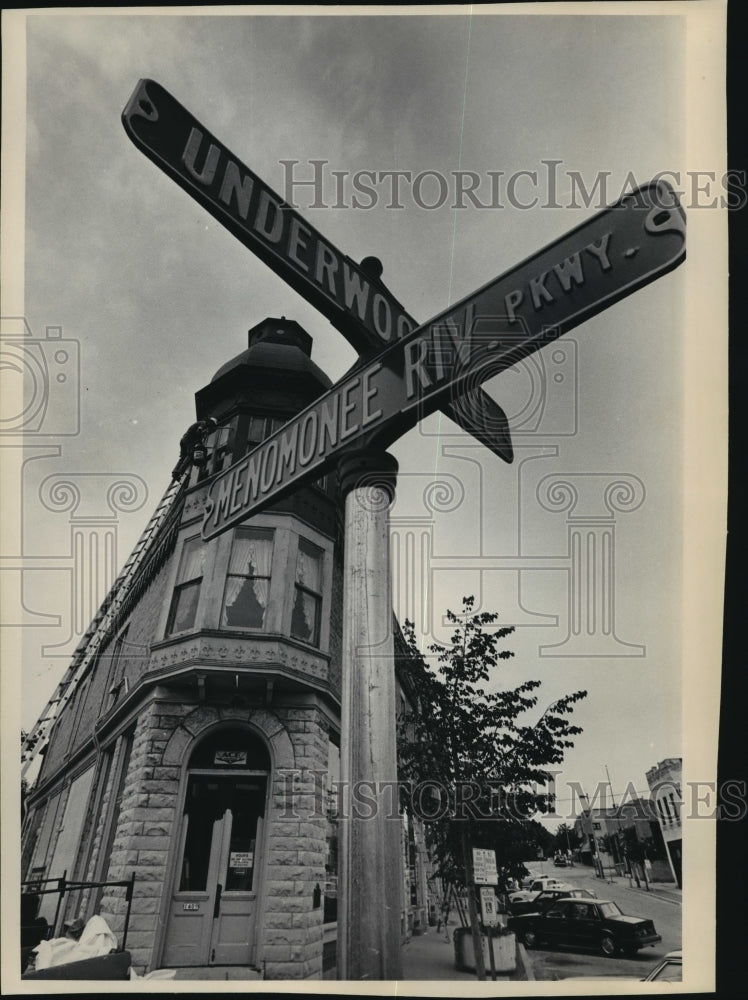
[510,886,597,916]
[519,871,540,889]
[553,856,568,867]
[643,950,682,982]
[510,881,573,905]
[508,898,661,957]
[512,875,563,900]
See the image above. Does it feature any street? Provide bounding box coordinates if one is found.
[517,861,681,982]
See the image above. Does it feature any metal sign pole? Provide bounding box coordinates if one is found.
[487,926,497,982]
[479,885,498,981]
[337,450,402,981]
[462,833,486,981]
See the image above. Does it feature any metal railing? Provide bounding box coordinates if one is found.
[21,872,136,949]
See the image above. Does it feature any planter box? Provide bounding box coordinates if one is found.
[22,951,132,981]
[454,927,516,974]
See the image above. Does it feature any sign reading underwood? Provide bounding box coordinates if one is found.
[202,181,685,539]
[122,78,514,464]
[122,78,416,354]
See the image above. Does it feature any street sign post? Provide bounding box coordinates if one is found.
[122,78,513,462]
[472,848,499,886]
[203,180,685,539]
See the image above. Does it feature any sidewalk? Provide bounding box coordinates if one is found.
[170,966,262,980]
[619,880,682,905]
[401,926,528,982]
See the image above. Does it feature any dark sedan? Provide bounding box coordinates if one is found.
[508,898,661,957]
[510,886,597,917]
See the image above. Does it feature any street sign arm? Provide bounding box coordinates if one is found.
[122,78,514,463]
[202,180,685,540]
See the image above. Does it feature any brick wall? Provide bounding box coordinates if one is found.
[73,560,175,757]
[36,557,175,787]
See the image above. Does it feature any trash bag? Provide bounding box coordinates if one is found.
[32,915,119,970]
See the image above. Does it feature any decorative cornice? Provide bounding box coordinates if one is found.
[182,486,209,522]
[149,634,329,681]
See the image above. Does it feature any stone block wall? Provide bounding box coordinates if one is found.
[94,695,332,978]
[99,699,181,971]
[261,705,329,979]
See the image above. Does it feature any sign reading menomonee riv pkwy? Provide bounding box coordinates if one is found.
[201,181,685,540]
[121,78,514,464]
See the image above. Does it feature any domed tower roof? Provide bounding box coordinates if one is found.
[196,317,332,422]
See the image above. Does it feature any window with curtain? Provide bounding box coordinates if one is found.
[221,528,274,628]
[166,536,204,636]
[291,538,323,646]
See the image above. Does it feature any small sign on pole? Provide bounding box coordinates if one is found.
[479,886,499,927]
[472,848,498,885]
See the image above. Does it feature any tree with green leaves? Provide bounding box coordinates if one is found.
[396,595,588,913]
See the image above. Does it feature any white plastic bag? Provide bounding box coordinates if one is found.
[129,968,177,979]
[33,938,80,970]
[75,914,119,959]
[31,914,120,969]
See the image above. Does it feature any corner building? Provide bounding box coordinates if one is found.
[22,319,355,978]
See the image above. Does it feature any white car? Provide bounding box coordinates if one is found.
[509,877,570,903]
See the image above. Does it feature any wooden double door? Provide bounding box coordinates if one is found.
[162,771,267,967]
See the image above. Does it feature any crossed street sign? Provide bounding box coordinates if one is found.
[122,79,513,463]
[200,180,685,539]
[121,80,685,544]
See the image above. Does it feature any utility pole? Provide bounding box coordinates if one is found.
[580,790,603,880]
[605,764,622,881]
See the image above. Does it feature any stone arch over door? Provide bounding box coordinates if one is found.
[162,705,295,770]
[160,708,290,970]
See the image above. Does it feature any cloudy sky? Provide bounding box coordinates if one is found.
[2,6,726,822]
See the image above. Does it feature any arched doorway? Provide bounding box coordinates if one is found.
[162,725,270,967]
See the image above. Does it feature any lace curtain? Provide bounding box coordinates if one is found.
[222,530,273,627]
[291,541,322,643]
[296,543,322,592]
